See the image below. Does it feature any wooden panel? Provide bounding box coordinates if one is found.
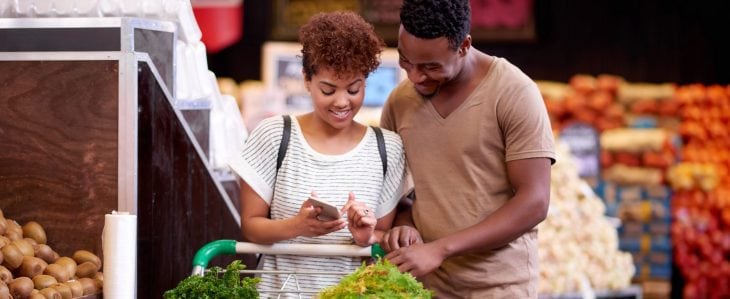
[135,62,246,298]
[0,60,118,257]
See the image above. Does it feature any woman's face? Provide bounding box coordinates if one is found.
[306,67,365,131]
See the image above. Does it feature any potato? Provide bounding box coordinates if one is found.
[63,281,83,298]
[9,277,33,299]
[52,258,76,279]
[51,283,71,299]
[0,218,6,236]
[4,220,22,241]
[4,230,22,242]
[0,266,12,284]
[1,244,23,269]
[0,236,10,249]
[0,282,9,299]
[43,264,69,283]
[32,275,57,290]
[4,219,21,235]
[92,276,102,292]
[11,239,35,257]
[21,222,46,245]
[71,251,100,271]
[39,287,61,299]
[77,278,97,296]
[34,245,59,264]
[19,256,47,278]
[23,238,38,247]
[74,262,97,279]
[29,292,46,299]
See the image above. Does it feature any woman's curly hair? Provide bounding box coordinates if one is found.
[400,0,470,51]
[299,11,384,81]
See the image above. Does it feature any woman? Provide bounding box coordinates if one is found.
[229,11,406,296]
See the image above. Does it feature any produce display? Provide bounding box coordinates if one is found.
[0,208,103,299]
[539,74,679,133]
[670,84,730,299]
[538,74,625,132]
[667,163,720,192]
[319,259,432,299]
[599,128,678,186]
[538,142,635,295]
[163,260,259,299]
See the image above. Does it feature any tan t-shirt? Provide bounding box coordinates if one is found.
[381,57,556,298]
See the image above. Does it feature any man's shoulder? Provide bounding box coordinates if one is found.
[385,80,420,110]
[491,57,536,88]
[392,78,418,96]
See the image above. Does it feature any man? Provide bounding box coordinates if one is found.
[379,0,556,297]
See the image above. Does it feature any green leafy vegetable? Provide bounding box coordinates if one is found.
[164,260,260,299]
[319,259,433,299]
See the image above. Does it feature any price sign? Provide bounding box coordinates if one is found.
[560,122,600,178]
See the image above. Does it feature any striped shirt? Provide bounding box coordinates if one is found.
[229,115,406,298]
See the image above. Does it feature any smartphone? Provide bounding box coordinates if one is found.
[308,197,342,221]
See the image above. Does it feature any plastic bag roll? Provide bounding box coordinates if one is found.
[103,212,137,298]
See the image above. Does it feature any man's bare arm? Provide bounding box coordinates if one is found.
[385,157,551,276]
[432,157,551,256]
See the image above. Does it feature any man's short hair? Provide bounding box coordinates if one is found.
[400,0,471,51]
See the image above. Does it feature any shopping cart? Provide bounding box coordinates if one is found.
[190,240,386,298]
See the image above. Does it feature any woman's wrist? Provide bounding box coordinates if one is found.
[283,217,302,239]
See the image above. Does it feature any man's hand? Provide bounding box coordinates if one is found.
[379,225,423,252]
[385,242,445,277]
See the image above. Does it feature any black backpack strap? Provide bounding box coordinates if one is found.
[372,126,387,177]
[276,115,292,171]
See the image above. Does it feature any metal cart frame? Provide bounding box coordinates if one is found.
[190,240,385,297]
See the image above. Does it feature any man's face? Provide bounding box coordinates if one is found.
[397,25,462,98]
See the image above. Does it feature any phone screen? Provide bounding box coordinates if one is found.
[308,197,341,221]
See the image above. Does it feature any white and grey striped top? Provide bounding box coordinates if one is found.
[229,115,406,297]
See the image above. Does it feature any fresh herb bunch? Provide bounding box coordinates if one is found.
[164,260,260,299]
[319,259,433,299]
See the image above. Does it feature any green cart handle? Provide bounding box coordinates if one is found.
[192,240,238,276]
[191,240,386,276]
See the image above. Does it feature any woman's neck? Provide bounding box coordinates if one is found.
[297,113,366,155]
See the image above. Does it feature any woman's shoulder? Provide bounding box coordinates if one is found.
[374,126,403,152]
[250,115,287,135]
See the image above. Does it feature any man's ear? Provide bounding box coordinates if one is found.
[459,35,472,56]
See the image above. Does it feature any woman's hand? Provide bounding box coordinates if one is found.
[342,192,377,246]
[293,191,347,238]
